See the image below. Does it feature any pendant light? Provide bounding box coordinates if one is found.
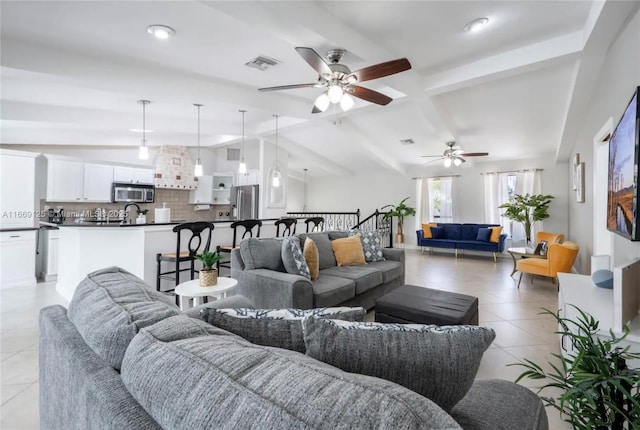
[138,100,150,160]
[238,109,247,174]
[271,114,281,188]
[303,168,308,211]
[193,103,203,177]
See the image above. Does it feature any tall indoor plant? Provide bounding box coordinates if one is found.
[382,197,416,244]
[499,193,554,244]
[513,307,640,429]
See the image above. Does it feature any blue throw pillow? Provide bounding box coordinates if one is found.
[430,226,445,239]
[476,228,491,242]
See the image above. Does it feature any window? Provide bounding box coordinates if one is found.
[500,173,518,237]
[427,177,453,223]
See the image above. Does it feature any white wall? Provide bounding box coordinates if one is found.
[568,7,640,273]
[211,140,259,173]
[287,176,304,213]
[306,157,568,247]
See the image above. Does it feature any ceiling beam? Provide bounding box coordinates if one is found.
[269,135,354,177]
[424,32,583,96]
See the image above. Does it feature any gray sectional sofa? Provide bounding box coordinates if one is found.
[231,231,405,310]
[40,267,549,429]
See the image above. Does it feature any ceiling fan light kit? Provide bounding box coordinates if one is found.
[258,47,411,113]
[421,141,489,167]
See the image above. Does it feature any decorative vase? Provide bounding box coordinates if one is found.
[199,269,217,287]
[396,233,404,244]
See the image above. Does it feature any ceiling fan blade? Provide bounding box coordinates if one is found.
[347,85,392,105]
[295,47,332,76]
[425,158,444,165]
[258,83,319,92]
[311,105,322,114]
[461,152,489,157]
[348,58,411,83]
[421,155,444,158]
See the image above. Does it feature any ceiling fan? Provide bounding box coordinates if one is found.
[421,141,489,167]
[258,47,411,114]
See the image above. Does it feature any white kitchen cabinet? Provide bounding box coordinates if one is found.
[0,230,37,287]
[189,175,213,204]
[46,159,85,202]
[235,170,259,186]
[0,152,36,229]
[40,229,59,281]
[47,159,115,202]
[83,164,113,201]
[113,166,154,184]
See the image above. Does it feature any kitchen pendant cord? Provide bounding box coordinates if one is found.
[240,109,247,166]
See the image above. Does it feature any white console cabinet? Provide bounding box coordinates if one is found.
[0,230,37,287]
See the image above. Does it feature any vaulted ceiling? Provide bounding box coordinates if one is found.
[1,1,637,178]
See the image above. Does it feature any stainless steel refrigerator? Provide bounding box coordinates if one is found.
[230,185,259,220]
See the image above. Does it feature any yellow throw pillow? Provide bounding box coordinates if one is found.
[489,226,503,243]
[331,235,366,267]
[422,223,437,239]
[303,238,320,280]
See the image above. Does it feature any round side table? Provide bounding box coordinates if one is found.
[174,277,238,311]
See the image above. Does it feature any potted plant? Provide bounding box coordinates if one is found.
[195,251,223,287]
[499,193,554,244]
[218,182,225,189]
[513,306,640,429]
[381,197,416,244]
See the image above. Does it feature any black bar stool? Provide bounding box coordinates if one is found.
[305,217,324,232]
[275,218,297,237]
[156,222,214,298]
[216,219,262,274]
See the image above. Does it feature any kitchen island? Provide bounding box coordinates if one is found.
[56,219,281,301]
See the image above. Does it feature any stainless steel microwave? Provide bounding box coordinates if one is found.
[111,182,155,203]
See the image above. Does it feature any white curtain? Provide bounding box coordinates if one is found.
[444,177,455,223]
[516,170,543,242]
[415,177,430,229]
[484,173,514,236]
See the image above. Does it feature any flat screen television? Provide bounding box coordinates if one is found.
[607,86,640,241]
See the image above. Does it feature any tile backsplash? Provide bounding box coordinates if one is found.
[41,188,231,223]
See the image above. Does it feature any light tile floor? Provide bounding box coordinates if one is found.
[1,251,571,429]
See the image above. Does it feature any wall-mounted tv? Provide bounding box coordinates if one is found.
[607,86,640,241]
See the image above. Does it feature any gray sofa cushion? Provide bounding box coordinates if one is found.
[121,315,462,430]
[368,260,403,283]
[67,266,181,370]
[199,307,365,353]
[302,318,495,413]
[240,238,285,271]
[328,231,349,240]
[321,265,384,295]
[451,379,548,430]
[281,236,311,279]
[297,232,336,269]
[311,275,356,307]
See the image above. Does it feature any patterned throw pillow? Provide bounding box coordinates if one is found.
[200,307,366,353]
[302,318,495,412]
[281,237,311,279]
[349,230,385,262]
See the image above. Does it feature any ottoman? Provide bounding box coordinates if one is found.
[375,285,478,326]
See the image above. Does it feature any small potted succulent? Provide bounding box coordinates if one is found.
[195,251,223,287]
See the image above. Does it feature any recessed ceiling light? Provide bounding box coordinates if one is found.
[147,25,175,40]
[464,17,489,33]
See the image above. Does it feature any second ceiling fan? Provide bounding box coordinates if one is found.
[258,47,411,114]
[422,141,489,167]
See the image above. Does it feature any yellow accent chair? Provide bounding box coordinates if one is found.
[536,231,564,245]
[517,241,579,288]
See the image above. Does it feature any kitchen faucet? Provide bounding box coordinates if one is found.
[122,203,141,224]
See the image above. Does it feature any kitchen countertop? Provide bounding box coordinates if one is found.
[0,227,39,232]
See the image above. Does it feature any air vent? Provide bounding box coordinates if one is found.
[227,148,240,161]
[400,138,415,145]
[245,56,280,71]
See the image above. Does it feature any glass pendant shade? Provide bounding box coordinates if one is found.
[238,160,247,174]
[271,170,281,188]
[340,93,355,111]
[314,93,330,112]
[194,160,203,177]
[271,114,281,188]
[327,85,344,103]
[443,157,452,168]
[138,141,149,160]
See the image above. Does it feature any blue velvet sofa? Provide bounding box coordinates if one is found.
[416,223,507,261]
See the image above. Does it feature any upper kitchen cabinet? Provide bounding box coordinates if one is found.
[113,166,155,184]
[0,150,37,229]
[235,169,260,186]
[188,175,213,204]
[46,159,113,202]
